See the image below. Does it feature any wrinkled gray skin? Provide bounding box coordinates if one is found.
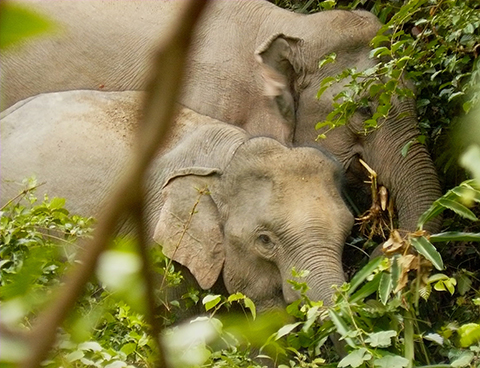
[0,90,354,312]
[1,0,442,235]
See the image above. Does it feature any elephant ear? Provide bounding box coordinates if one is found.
[153,168,225,290]
[255,33,304,127]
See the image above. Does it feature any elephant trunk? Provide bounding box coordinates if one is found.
[365,99,442,234]
[282,245,346,306]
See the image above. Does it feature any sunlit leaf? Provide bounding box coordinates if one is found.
[244,296,257,320]
[202,294,222,311]
[458,323,480,348]
[365,330,397,348]
[227,292,245,302]
[276,322,301,340]
[424,333,444,346]
[338,347,372,368]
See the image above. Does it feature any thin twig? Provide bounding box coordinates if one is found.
[0,182,46,211]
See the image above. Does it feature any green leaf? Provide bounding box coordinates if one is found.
[410,236,444,271]
[369,46,390,58]
[379,272,393,305]
[338,348,372,368]
[318,52,336,68]
[0,3,54,49]
[49,197,66,210]
[374,355,409,368]
[436,198,477,221]
[424,333,444,345]
[458,323,480,348]
[78,341,102,352]
[348,256,383,295]
[328,310,355,348]
[276,322,301,340]
[451,351,474,367]
[66,350,84,363]
[244,296,256,319]
[430,232,480,243]
[401,140,414,157]
[349,273,381,303]
[202,294,222,311]
[120,342,137,356]
[227,292,245,302]
[302,306,320,332]
[417,201,446,230]
[365,330,397,348]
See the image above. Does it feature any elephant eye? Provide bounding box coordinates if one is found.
[258,234,271,245]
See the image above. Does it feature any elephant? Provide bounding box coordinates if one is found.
[0,0,442,237]
[0,90,354,312]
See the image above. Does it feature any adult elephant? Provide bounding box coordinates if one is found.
[0,90,354,311]
[0,0,441,235]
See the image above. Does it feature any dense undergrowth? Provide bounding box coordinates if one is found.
[1,0,480,367]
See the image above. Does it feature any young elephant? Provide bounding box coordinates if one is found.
[0,90,354,311]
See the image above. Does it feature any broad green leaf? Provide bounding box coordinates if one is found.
[410,236,444,271]
[365,330,397,348]
[436,198,477,221]
[78,341,102,352]
[49,197,66,210]
[430,232,480,243]
[120,342,137,356]
[423,333,444,345]
[328,310,355,348]
[276,322,301,340]
[451,351,474,367]
[458,323,480,348]
[379,271,393,305]
[244,296,256,319]
[338,348,372,368]
[66,350,84,363]
[374,355,409,368]
[0,3,54,49]
[202,294,222,311]
[348,256,383,295]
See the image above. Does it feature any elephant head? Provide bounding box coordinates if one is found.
[252,9,442,235]
[152,124,354,311]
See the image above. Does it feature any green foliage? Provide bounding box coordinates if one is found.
[314,0,479,161]
[0,2,54,49]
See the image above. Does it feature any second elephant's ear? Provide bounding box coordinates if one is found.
[255,33,303,126]
[153,169,224,290]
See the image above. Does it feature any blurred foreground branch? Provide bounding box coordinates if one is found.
[19,1,209,367]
